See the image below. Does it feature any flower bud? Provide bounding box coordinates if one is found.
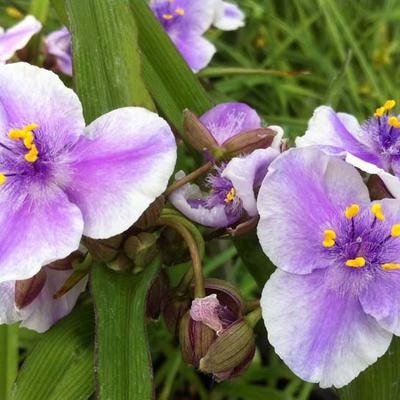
[124,232,158,268]
[183,109,218,153]
[134,196,165,230]
[146,271,169,320]
[15,268,47,309]
[106,254,133,273]
[84,234,124,262]
[159,227,191,266]
[367,174,393,200]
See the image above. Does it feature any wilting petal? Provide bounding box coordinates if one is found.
[0,63,84,147]
[223,147,280,217]
[200,103,261,145]
[19,268,87,332]
[169,179,232,228]
[213,1,245,31]
[45,27,72,76]
[0,186,83,283]
[296,106,381,166]
[262,269,392,388]
[257,148,370,274]
[191,294,224,334]
[173,35,216,73]
[0,16,41,63]
[65,107,176,239]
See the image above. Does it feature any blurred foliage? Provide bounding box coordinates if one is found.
[2,0,400,398]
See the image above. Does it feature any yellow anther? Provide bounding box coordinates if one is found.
[392,225,400,237]
[322,230,336,247]
[374,106,385,118]
[345,257,366,268]
[0,174,6,185]
[175,7,185,15]
[345,204,360,219]
[384,100,396,110]
[23,123,39,133]
[25,144,38,163]
[8,129,25,140]
[382,263,400,270]
[371,203,385,221]
[388,116,400,128]
[5,7,24,19]
[225,188,236,203]
[23,132,34,149]
[162,13,174,20]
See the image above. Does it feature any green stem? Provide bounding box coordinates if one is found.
[245,307,262,328]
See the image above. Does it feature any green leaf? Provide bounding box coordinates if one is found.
[232,229,275,287]
[0,324,18,400]
[27,0,50,62]
[12,304,94,400]
[50,0,68,25]
[130,0,212,132]
[339,337,400,400]
[90,260,161,400]
[65,0,154,123]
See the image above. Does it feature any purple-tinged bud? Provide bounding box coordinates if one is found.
[124,232,158,268]
[84,234,124,262]
[134,196,165,230]
[163,292,191,336]
[183,109,218,153]
[367,174,393,200]
[15,268,47,309]
[146,271,169,321]
[46,251,84,271]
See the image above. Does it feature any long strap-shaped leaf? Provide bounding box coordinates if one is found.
[12,304,94,400]
[0,324,18,400]
[90,261,161,400]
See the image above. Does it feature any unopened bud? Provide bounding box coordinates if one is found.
[199,319,256,381]
[124,232,158,268]
[367,174,393,200]
[221,128,277,158]
[106,254,132,273]
[183,109,218,153]
[84,234,124,262]
[134,196,165,230]
[15,268,47,309]
[146,271,169,320]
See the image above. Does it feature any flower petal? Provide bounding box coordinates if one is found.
[262,269,392,388]
[0,281,19,324]
[173,35,216,73]
[296,106,381,166]
[222,147,280,217]
[0,187,83,283]
[213,1,245,31]
[257,148,370,274]
[200,103,261,145]
[0,62,84,147]
[45,27,72,76]
[0,16,41,63]
[168,178,233,228]
[19,268,88,332]
[65,107,176,239]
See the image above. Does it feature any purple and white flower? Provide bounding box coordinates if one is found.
[258,147,400,388]
[0,15,41,63]
[0,62,176,287]
[151,0,244,72]
[45,27,72,76]
[296,101,400,197]
[169,103,283,228]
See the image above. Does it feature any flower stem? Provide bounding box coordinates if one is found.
[245,307,262,328]
[158,216,205,298]
[164,161,213,196]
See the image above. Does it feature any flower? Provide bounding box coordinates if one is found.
[169,103,283,228]
[213,1,245,31]
[296,102,400,197]
[0,62,176,284]
[45,26,72,76]
[150,0,244,72]
[0,254,87,332]
[0,16,41,63]
[257,147,400,388]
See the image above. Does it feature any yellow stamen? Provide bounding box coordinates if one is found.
[224,188,236,203]
[388,116,400,128]
[345,257,366,268]
[8,129,25,140]
[345,204,360,219]
[22,123,39,133]
[371,203,385,221]
[384,99,396,110]
[382,263,400,270]
[0,174,6,185]
[162,13,174,20]
[25,144,38,163]
[322,229,336,248]
[391,224,400,237]
[23,132,34,149]
[175,7,185,15]
[374,106,385,118]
